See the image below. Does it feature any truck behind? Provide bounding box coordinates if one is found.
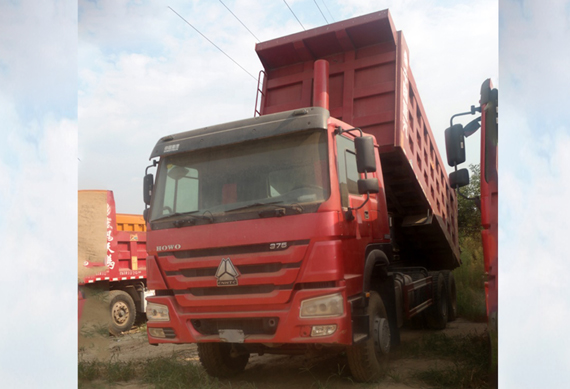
[78,190,152,335]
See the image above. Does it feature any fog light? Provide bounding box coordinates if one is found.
[311,325,337,337]
[148,327,166,338]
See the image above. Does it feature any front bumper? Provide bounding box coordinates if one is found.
[146,286,352,345]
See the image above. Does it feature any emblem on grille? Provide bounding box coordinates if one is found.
[215,258,240,286]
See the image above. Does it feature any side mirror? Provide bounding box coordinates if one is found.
[143,173,154,205]
[358,178,380,195]
[449,168,469,189]
[355,136,377,173]
[463,117,481,138]
[444,124,466,167]
[143,208,150,223]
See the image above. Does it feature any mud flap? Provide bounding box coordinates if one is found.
[351,313,370,344]
[377,275,401,347]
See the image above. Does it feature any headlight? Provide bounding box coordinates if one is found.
[300,293,344,318]
[146,302,170,322]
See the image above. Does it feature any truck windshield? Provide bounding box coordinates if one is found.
[150,129,330,223]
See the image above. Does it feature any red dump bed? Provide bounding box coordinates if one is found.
[255,10,459,268]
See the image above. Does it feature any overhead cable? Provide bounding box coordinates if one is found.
[218,0,260,42]
[313,0,328,24]
[321,0,335,22]
[282,0,305,31]
[168,6,257,82]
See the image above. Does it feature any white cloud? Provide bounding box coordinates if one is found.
[0,107,78,387]
[500,126,570,387]
[0,1,77,386]
[0,0,77,120]
[499,1,570,379]
[500,0,570,119]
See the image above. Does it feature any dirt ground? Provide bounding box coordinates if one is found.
[79,318,487,388]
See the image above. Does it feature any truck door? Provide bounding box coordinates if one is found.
[336,135,377,238]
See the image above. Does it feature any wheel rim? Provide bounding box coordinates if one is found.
[112,301,130,325]
[373,316,390,355]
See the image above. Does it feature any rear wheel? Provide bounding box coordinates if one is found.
[425,272,448,330]
[409,273,427,329]
[442,270,457,321]
[109,290,136,336]
[198,343,250,378]
[347,291,390,382]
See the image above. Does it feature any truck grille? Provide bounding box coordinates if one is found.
[166,261,302,278]
[176,284,293,297]
[158,240,309,305]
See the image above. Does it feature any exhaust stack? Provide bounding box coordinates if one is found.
[313,60,329,110]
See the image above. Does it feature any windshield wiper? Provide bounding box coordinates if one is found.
[226,201,303,215]
[226,201,284,213]
[152,211,214,227]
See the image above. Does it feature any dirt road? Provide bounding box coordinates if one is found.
[79,318,487,388]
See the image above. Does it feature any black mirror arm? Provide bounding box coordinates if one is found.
[334,126,363,137]
[450,105,481,126]
[454,186,481,211]
[345,193,370,221]
[145,159,158,175]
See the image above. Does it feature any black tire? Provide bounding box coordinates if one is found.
[442,270,458,321]
[425,272,448,330]
[198,343,250,378]
[109,290,136,336]
[347,291,390,382]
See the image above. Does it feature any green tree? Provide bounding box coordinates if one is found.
[456,164,481,238]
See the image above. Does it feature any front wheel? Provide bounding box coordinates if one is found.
[198,343,250,378]
[346,291,390,382]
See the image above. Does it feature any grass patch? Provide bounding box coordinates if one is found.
[401,332,491,388]
[78,360,136,385]
[78,356,263,389]
[414,363,490,389]
[455,235,487,322]
[141,356,219,389]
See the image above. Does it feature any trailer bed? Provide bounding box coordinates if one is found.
[255,10,459,269]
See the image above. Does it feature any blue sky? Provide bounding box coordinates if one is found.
[3,0,570,387]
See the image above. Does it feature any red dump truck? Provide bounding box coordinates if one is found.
[78,190,151,335]
[143,10,461,381]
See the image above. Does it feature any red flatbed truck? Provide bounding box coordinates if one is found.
[78,190,151,334]
[143,10,461,381]
[444,79,498,368]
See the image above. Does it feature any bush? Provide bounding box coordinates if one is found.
[455,235,487,322]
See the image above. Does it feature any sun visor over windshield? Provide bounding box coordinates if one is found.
[149,107,330,159]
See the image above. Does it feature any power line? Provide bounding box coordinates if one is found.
[282,0,305,31]
[168,6,257,82]
[321,0,335,22]
[218,0,260,43]
[313,0,328,24]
